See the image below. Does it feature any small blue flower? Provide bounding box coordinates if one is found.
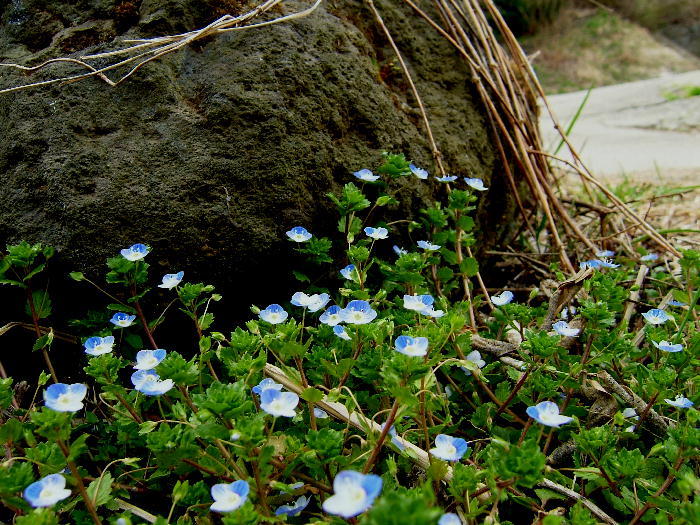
[340,300,377,324]
[291,292,331,312]
[364,226,389,240]
[23,474,72,508]
[393,245,408,256]
[322,470,382,518]
[133,349,167,370]
[130,370,174,396]
[260,389,300,418]
[598,258,620,268]
[353,169,380,182]
[436,175,457,182]
[259,304,289,324]
[439,513,462,525]
[252,378,283,396]
[340,264,358,281]
[596,250,615,258]
[44,383,87,412]
[394,335,429,357]
[333,325,352,340]
[110,312,136,328]
[641,253,659,262]
[403,293,434,313]
[314,407,329,419]
[120,243,149,261]
[210,480,249,513]
[652,340,683,353]
[464,178,488,191]
[526,401,573,427]
[668,300,686,307]
[460,350,486,376]
[275,495,310,516]
[664,395,694,408]
[380,423,406,451]
[642,309,670,325]
[286,226,312,242]
[580,259,604,270]
[320,305,343,326]
[491,290,514,306]
[552,320,580,337]
[84,336,115,356]
[430,434,468,461]
[417,240,441,251]
[409,164,429,180]
[158,271,184,289]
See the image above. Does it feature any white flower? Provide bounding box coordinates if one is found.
[259,304,288,324]
[464,178,488,191]
[417,240,441,251]
[286,227,312,242]
[409,164,429,180]
[133,349,167,370]
[322,471,382,518]
[84,336,115,356]
[353,169,380,182]
[364,227,389,240]
[430,434,468,461]
[642,309,670,325]
[394,335,429,357]
[130,370,174,396]
[491,290,513,306]
[120,243,149,261]
[260,389,299,418]
[664,395,694,408]
[461,350,486,376]
[652,340,683,353]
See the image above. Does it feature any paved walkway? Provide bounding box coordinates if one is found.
[539,70,700,184]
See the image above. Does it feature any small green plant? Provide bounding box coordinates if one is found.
[0,155,698,524]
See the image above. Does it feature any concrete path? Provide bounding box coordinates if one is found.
[539,70,700,184]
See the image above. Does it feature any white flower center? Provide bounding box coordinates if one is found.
[442,444,456,457]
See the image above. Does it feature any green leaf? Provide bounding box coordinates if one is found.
[69,271,85,281]
[292,271,310,283]
[300,387,324,403]
[459,257,479,277]
[138,421,159,435]
[26,290,52,319]
[86,471,113,507]
[199,312,214,331]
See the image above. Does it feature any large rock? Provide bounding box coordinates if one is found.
[0,0,513,323]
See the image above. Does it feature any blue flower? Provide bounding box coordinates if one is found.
[460,350,485,376]
[110,312,136,328]
[664,395,693,408]
[333,325,352,340]
[44,383,87,412]
[120,243,149,261]
[340,300,377,324]
[491,290,513,306]
[286,226,312,242]
[394,335,429,357]
[364,226,388,240]
[24,474,72,508]
[353,169,380,182]
[464,178,488,191]
[314,408,329,419]
[252,378,283,396]
[291,292,330,312]
[552,320,580,337]
[652,340,683,352]
[84,336,115,356]
[130,370,174,396]
[598,258,620,268]
[642,309,670,325]
[580,259,604,270]
[430,434,468,461]
[668,300,686,307]
[158,271,184,289]
[320,305,343,326]
[417,240,441,251]
[393,245,408,256]
[403,293,443,317]
[210,480,249,513]
[260,389,300,418]
[526,401,573,427]
[641,253,659,262]
[409,164,429,180]
[340,264,358,281]
[322,470,382,518]
[275,495,310,516]
[259,304,289,324]
[596,250,615,258]
[439,513,462,525]
[134,349,167,370]
[436,175,457,182]
[380,423,406,451]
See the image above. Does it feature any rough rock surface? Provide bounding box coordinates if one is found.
[0,0,513,323]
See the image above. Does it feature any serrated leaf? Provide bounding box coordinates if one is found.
[86,471,113,507]
[300,387,324,403]
[139,421,159,435]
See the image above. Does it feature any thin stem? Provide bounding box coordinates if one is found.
[363,399,400,474]
[57,439,102,525]
[628,454,684,525]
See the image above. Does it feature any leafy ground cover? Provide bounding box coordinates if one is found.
[1,153,698,524]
